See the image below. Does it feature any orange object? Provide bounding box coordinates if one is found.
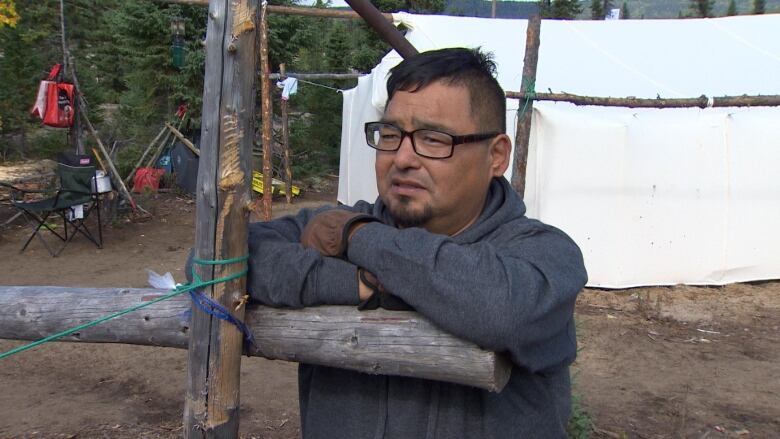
[132,168,165,193]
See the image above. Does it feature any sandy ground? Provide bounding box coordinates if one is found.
[0,193,778,438]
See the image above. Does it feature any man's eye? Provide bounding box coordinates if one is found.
[421,134,448,145]
[380,133,400,141]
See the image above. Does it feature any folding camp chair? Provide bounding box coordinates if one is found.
[4,153,103,256]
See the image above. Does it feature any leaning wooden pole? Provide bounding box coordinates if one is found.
[511,14,541,198]
[345,0,418,58]
[124,125,167,187]
[76,100,138,211]
[279,63,293,205]
[259,1,273,220]
[184,0,257,437]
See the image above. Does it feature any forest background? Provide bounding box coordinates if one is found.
[0,0,778,187]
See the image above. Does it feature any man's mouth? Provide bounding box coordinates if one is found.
[390,178,425,196]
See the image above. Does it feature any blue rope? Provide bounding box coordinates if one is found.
[188,290,256,349]
[189,256,256,351]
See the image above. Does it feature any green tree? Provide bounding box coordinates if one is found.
[689,0,714,17]
[591,0,614,19]
[622,1,631,19]
[727,0,737,15]
[590,0,604,19]
[0,1,62,158]
[541,0,583,19]
[753,0,765,14]
[109,0,206,140]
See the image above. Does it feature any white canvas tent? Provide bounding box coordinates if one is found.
[338,13,780,288]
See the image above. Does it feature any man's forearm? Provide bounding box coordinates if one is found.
[346,221,587,372]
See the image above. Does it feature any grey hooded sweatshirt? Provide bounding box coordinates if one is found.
[247,176,587,439]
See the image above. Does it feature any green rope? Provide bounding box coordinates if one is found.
[517,80,537,119]
[0,257,248,361]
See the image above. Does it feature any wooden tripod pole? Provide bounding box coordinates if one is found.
[76,100,138,211]
[124,125,167,187]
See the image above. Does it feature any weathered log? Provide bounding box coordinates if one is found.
[0,286,512,392]
[185,0,257,437]
[511,14,541,199]
[504,91,780,108]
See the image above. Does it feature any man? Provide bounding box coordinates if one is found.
[247,47,587,438]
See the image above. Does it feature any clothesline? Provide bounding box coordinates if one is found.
[276,77,346,99]
[297,78,344,93]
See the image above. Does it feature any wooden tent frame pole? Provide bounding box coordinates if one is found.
[511,14,541,198]
[505,91,780,108]
[184,0,257,437]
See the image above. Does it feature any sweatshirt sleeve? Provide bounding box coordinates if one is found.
[247,206,361,308]
[346,221,587,373]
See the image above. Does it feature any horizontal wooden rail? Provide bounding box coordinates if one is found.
[164,1,394,20]
[0,286,511,392]
[505,91,780,108]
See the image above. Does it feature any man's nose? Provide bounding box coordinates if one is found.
[392,133,420,169]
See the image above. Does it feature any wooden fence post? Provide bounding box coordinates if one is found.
[184,0,257,437]
[511,14,541,198]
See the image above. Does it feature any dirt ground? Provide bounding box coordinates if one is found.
[0,192,778,439]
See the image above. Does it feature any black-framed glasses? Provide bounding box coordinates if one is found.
[364,122,500,159]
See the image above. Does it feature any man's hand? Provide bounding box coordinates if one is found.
[357,268,413,311]
[300,209,379,258]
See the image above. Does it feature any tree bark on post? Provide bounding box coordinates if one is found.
[511,14,541,198]
[184,0,258,437]
[279,63,293,205]
[259,1,273,220]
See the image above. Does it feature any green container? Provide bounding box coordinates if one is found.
[172,43,185,68]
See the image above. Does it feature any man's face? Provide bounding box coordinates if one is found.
[375,81,510,236]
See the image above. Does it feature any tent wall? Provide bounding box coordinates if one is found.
[338,13,780,287]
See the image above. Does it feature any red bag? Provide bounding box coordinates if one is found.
[30,64,75,128]
[43,81,75,128]
[133,167,166,193]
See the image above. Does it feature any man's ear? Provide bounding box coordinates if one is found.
[488,134,512,177]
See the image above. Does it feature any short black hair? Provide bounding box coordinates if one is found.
[386,47,506,133]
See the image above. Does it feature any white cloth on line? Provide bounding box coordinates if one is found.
[276,77,298,101]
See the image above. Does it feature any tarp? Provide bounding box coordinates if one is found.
[338,13,780,287]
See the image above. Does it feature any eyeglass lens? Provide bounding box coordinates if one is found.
[368,123,453,158]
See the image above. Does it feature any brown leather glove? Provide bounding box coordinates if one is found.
[300,209,379,258]
[357,268,413,311]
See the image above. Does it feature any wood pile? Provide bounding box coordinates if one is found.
[0,160,57,203]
